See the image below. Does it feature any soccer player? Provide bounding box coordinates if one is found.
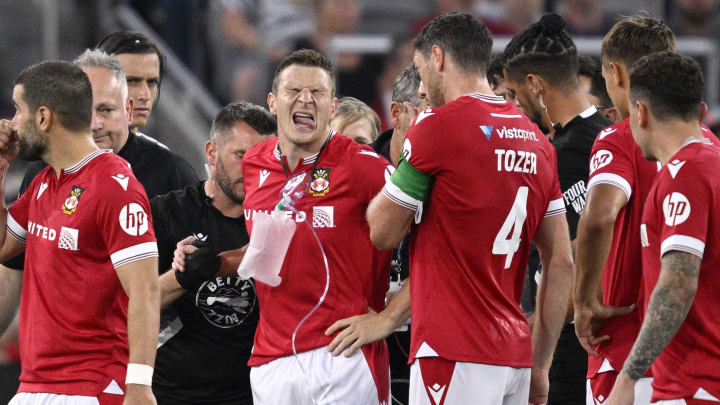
[175,49,393,405]
[502,14,612,404]
[573,16,677,405]
[606,51,720,405]
[150,102,275,404]
[0,48,198,307]
[366,12,574,405]
[0,61,159,404]
[578,55,620,124]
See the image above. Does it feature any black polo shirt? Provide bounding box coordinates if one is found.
[150,181,257,404]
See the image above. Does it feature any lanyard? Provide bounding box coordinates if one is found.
[278,133,332,179]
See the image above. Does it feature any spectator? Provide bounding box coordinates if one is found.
[557,0,616,35]
[330,96,382,144]
[667,0,720,43]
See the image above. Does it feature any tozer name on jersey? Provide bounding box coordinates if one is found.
[495,149,537,174]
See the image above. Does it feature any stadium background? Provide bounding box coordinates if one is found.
[0,0,718,402]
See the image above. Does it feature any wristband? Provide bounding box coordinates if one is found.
[125,363,154,386]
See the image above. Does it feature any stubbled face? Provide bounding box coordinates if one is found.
[85,67,131,153]
[331,117,374,144]
[116,53,160,129]
[417,80,430,109]
[268,65,337,149]
[414,50,445,108]
[212,121,273,203]
[11,85,46,161]
[503,72,545,128]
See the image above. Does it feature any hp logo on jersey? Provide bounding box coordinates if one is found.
[119,203,149,236]
[663,192,691,226]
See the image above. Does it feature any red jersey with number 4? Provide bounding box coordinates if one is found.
[640,140,720,402]
[6,150,158,396]
[241,133,392,366]
[402,93,564,366]
[585,118,659,378]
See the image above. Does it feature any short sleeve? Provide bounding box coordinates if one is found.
[5,163,48,270]
[96,167,158,270]
[587,127,635,201]
[351,145,393,203]
[404,109,444,176]
[555,142,591,239]
[654,167,710,259]
[546,150,566,218]
[7,185,31,244]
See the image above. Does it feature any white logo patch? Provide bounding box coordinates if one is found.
[663,192,691,226]
[312,206,334,228]
[119,203,149,236]
[598,127,617,140]
[58,226,79,250]
[402,138,412,161]
[640,224,649,247]
[37,183,48,200]
[259,169,270,188]
[667,159,686,179]
[427,383,446,405]
[415,109,434,124]
[112,174,130,191]
[590,150,613,174]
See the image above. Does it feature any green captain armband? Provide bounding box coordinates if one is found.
[388,155,433,203]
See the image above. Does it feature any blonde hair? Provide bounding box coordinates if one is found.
[332,97,381,141]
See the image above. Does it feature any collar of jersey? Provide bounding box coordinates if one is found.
[63,149,112,175]
[273,130,336,165]
[579,105,598,118]
[467,92,506,104]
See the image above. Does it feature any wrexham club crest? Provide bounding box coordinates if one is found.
[309,168,330,197]
[62,186,84,215]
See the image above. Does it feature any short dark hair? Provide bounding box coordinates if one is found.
[271,49,334,95]
[391,64,421,105]
[413,12,492,74]
[97,31,166,98]
[502,13,579,87]
[578,55,612,107]
[602,15,675,68]
[14,61,93,132]
[629,52,703,122]
[210,101,277,141]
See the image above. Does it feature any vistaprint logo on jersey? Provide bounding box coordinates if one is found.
[496,126,538,142]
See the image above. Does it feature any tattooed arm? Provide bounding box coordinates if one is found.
[606,251,701,405]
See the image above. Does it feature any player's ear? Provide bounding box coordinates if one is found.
[431,45,444,72]
[330,97,338,116]
[700,102,709,123]
[526,74,541,98]
[389,101,403,128]
[637,101,649,128]
[610,62,624,89]
[36,106,53,133]
[126,97,134,125]
[604,106,619,123]
[267,92,277,115]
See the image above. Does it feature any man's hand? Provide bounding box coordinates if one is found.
[171,236,197,272]
[174,238,221,290]
[529,367,549,405]
[605,372,636,405]
[0,120,19,169]
[574,302,635,356]
[123,384,157,405]
[325,308,395,357]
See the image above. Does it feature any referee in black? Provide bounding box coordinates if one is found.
[501,14,612,404]
[151,102,275,404]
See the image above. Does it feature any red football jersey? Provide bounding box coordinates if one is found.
[6,150,158,396]
[585,118,660,378]
[241,132,392,366]
[397,93,564,366]
[640,140,720,402]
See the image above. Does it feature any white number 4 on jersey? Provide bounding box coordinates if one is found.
[492,187,528,269]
